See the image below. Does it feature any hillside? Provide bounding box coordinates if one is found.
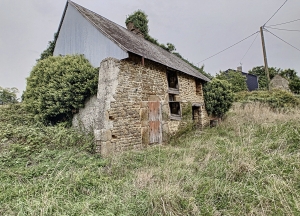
[1,103,300,215]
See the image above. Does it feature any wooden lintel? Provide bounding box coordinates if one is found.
[142,56,145,66]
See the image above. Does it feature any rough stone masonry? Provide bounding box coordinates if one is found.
[73,54,209,155]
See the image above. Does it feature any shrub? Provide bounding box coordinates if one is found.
[203,79,234,118]
[23,55,98,124]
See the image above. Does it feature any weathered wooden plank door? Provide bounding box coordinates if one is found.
[149,101,162,144]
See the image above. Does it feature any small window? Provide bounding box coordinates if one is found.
[195,80,203,96]
[167,72,179,89]
[169,94,175,101]
[169,102,181,116]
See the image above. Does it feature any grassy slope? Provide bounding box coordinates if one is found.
[1,103,300,215]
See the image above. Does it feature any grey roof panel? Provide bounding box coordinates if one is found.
[68,1,210,82]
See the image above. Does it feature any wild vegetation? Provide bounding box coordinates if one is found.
[23,55,98,124]
[1,102,300,215]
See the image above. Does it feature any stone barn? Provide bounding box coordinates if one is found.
[54,0,210,155]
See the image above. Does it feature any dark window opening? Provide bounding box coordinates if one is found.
[169,102,181,116]
[109,116,114,120]
[167,72,179,89]
[112,135,117,139]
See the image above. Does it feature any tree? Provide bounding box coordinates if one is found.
[0,87,19,104]
[23,55,99,124]
[280,68,298,80]
[248,66,281,90]
[216,70,248,92]
[289,78,300,94]
[203,79,234,118]
[37,33,58,61]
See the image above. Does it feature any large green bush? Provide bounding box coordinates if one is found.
[23,55,98,124]
[216,70,248,92]
[204,79,234,118]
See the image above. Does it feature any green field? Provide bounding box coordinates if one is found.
[1,103,300,215]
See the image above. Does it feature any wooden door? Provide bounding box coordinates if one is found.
[149,101,162,144]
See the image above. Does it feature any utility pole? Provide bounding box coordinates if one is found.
[260,26,270,90]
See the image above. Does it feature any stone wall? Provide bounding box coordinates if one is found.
[73,55,209,155]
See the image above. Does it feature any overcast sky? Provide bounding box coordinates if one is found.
[1,0,299,97]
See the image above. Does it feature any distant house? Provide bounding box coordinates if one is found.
[270,75,289,91]
[225,67,259,91]
[54,0,211,155]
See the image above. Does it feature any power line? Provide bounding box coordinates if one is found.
[263,0,288,26]
[197,31,259,64]
[267,18,300,27]
[265,28,300,52]
[265,26,300,32]
[240,32,259,64]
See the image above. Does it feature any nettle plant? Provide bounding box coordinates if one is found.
[203,79,234,118]
[23,55,99,124]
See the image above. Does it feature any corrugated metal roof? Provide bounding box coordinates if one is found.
[64,1,210,82]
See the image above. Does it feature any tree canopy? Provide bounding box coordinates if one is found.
[0,87,19,104]
[248,66,299,91]
[289,78,300,94]
[23,55,98,124]
[216,70,248,92]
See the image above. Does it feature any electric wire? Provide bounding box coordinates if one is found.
[267,18,300,27]
[265,26,300,32]
[197,31,259,64]
[265,28,300,52]
[263,0,288,26]
[240,32,259,64]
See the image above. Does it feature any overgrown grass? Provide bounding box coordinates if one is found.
[1,103,300,215]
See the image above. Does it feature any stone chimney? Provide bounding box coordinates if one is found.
[237,66,242,72]
[126,22,144,38]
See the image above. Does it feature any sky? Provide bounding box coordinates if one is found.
[0,0,299,97]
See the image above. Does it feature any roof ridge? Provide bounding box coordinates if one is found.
[59,1,210,81]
